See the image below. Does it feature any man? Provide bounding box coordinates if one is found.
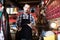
[16,4,35,40]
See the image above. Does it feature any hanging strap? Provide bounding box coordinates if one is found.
[28,14,30,20]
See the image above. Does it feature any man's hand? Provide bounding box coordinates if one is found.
[17,27,22,31]
[27,23,32,28]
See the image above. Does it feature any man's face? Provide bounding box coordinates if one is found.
[23,4,30,13]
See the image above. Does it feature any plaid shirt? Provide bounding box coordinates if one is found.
[16,13,35,27]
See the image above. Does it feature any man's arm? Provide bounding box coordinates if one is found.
[30,14,36,26]
[16,15,22,31]
[16,14,22,27]
[30,14,38,36]
[27,14,35,28]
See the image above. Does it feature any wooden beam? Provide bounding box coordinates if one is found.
[19,1,40,4]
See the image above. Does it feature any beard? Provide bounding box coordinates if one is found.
[24,10,30,13]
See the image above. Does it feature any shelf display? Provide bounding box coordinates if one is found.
[8,14,18,33]
[6,7,18,33]
[6,7,18,14]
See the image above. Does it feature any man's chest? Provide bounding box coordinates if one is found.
[22,14,30,19]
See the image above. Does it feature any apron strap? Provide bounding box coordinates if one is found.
[28,14,30,21]
[21,13,23,20]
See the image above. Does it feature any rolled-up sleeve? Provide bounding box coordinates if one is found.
[30,15,35,26]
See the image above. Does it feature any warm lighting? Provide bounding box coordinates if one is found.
[45,0,48,4]
[6,8,18,14]
[41,1,44,5]
[13,8,18,13]
[50,22,57,29]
